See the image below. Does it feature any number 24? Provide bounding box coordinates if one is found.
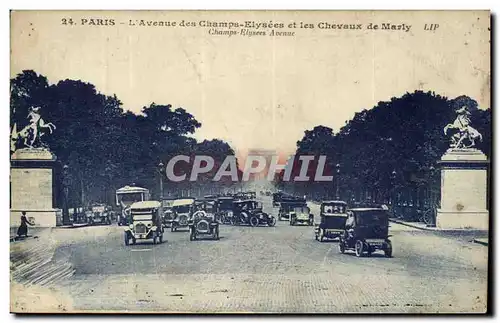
[61,18,74,25]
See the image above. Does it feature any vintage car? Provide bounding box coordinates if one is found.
[314,201,348,241]
[338,208,392,257]
[87,203,112,225]
[188,209,220,241]
[161,198,176,227]
[272,192,282,207]
[215,196,235,224]
[278,197,307,221]
[232,199,276,227]
[171,198,195,232]
[124,201,164,245]
[289,205,314,226]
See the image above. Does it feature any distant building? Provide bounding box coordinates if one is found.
[246,149,277,181]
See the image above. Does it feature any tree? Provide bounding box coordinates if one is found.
[286,91,491,207]
[10,70,237,208]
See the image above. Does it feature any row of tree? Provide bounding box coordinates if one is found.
[10,70,240,208]
[275,91,491,210]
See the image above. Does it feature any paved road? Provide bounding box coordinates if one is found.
[10,195,488,313]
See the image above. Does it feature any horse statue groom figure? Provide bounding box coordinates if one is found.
[443,105,482,149]
[11,106,56,152]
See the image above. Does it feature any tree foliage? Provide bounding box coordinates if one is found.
[283,91,491,205]
[10,70,237,206]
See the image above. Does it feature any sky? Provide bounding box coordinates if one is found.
[10,10,490,158]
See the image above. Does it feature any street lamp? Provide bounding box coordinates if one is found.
[335,163,341,200]
[390,170,397,207]
[62,164,70,225]
[157,162,165,200]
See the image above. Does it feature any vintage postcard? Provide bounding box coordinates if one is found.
[9,10,490,313]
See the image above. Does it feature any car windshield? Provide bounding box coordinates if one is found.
[356,210,388,226]
[294,206,309,213]
[218,200,233,209]
[322,204,346,214]
[174,205,191,213]
[118,193,143,203]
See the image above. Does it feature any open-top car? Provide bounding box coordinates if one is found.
[289,205,314,226]
[338,208,392,257]
[314,201,348,241]
[232,199,276,227]
[87,203,112,225]
[278,197,307,221]
[124,201,164,245]
[171,198,195,232]
[216,196,235,224]
[189,208,220,241]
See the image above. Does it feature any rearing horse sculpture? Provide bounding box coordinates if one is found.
[11,106,56,151]
[443,105,482,149]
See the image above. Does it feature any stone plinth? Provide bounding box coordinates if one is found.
[10,148,59,227]
[436,148,489,230]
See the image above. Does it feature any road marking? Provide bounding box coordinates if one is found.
[131,249,152,252]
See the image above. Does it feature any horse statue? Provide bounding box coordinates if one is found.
[443,105,482,149]
[11,106,56,151]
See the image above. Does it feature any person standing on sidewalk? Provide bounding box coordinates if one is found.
[17,211,34,238]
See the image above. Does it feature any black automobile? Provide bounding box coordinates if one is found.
[338,208,392,258]
[232,200,276,227]
[216,196,235,224]
[314,201,348,241]
[189,209,220,241]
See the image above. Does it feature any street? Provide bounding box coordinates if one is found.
[10,196,488,313]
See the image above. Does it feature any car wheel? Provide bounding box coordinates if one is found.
[355,240,364,257]
[384,241,393,258]
[124,233,129,246]
[339,241,345,254]
[249,216,259,227]
[268,217,276,227]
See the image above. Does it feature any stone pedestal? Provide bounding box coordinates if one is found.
[10,148,59,227]
[436,148,489,230]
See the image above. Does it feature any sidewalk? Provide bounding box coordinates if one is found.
[389,218,489,243]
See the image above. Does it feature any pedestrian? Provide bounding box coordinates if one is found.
[17,211,34,238]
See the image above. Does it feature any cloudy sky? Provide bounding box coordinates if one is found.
[11,10,490,158]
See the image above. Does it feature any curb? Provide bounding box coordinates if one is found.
[56,223,89,229]
[389,218,435,231]
[472,238,489,246]
[389,218,489,236]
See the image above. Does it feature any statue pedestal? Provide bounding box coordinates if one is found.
[436,149,489,230]
[10,148,59,227]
